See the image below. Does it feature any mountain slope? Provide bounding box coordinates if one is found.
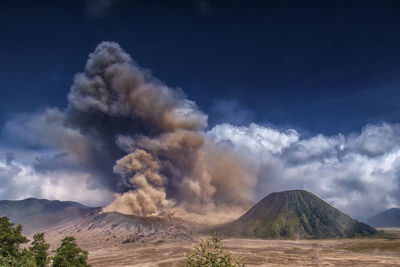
[214,190,376,239]
[0,198,98,233]
[0,198,200,245]
[367,208,400,227]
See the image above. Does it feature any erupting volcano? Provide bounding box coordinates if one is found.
[32,42,259,222]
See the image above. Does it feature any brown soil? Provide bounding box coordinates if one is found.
[80,237,400,267]
[35,217,400,267]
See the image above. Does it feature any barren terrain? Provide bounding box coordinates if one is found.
[39,225,400,267]
[16,202,398,267]
[85,237,400,267]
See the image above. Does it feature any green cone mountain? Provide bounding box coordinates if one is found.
[215,190,376,239]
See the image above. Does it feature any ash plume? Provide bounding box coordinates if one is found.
[61,42,255,217]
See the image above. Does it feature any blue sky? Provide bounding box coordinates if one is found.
[1,0,400,134]
[1,1,400,220]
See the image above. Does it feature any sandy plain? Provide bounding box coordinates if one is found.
[38,221,400,267]
[85,236,400,266]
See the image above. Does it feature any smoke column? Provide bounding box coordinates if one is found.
[61,42,256,217]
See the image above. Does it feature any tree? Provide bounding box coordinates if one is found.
[0,250,37,267]
[52,236,90,267]
[0,216,91,267]
[186,236,245,267]
[0,216,29,258]
[0,216,36,266]
[30,232,50,267]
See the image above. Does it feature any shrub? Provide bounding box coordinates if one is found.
[0,216,37,266]
[186,236,245,267]
[0,216,29,258]
[52,236,90,267]
[0,251,37,267]
[0,216,90,267]
[30,233,50,267]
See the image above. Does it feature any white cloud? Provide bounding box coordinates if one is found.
[207,122,400,220]
[3,108,400,220]
[208,123,299,154]
[0,157,113,207]
[347,123,400,156]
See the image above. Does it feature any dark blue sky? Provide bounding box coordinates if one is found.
[1,0,400,135]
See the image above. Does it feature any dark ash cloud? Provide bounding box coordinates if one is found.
[2,41,400,222]
[3,42,257,220]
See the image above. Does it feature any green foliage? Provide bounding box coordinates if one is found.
[0,216,29,258]
[0,249,37,267]
[186,236,244,267]
[0,251,37,267]
[52,236,90,267]
[30,233,50,267]
[216,190,377,239]
[0,215,91,267]
[0,215,37,266]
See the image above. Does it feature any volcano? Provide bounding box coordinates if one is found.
[367,208,400,227]
[0,191,377,241]
[214,190,376,239]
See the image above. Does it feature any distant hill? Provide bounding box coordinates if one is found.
[214,190,376,239]
[367,208,400,227]
[0,198,98,233]
[0,192,378,241]
[0,198,199,244]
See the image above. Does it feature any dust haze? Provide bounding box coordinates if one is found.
[36,42,257,220]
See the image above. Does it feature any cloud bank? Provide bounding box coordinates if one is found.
[0,153,111,207]
[208,122,400,220]
[1,41,399,221]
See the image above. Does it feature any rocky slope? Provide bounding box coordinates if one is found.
[0,198,200,246]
